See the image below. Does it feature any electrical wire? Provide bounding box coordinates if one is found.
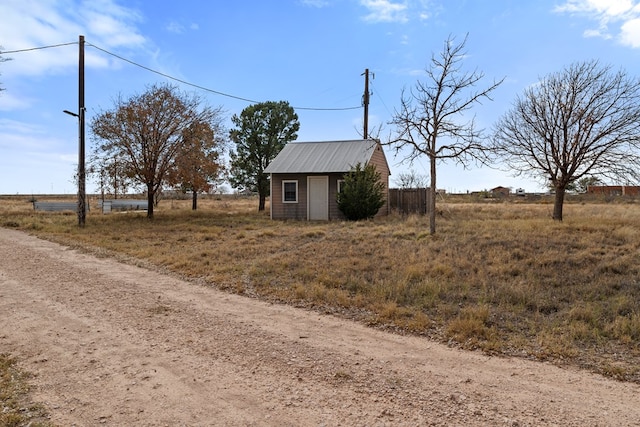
[88,43,362,111]
[370,79,394,117]
[2,41,362,111]
[87,43,261,104]
[0,42,78,55]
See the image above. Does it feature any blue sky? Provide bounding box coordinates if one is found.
[1,0,640,195]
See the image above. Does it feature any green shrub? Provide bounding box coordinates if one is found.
[337,163,385,220]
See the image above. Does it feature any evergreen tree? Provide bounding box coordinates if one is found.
[337,163,385,220]
[229,101,299,211]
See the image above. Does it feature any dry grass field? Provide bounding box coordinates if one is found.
[0,353,54,427]
[2,194,639,385]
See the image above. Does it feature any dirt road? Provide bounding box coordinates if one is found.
[1,227,639,426]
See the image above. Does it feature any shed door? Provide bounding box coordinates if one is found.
[307,176,329,220]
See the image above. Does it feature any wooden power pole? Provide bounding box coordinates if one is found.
[362,68,371,139]
[78,34,86,227]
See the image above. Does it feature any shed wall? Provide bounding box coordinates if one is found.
[368,144,390,216]
[270,173,308,220]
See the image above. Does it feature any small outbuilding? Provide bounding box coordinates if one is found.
[264,139,390,220]
[490,186,511,197]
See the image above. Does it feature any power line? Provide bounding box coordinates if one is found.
[87,42,362,111]
[0,42,77,55]
[87,43,259,104]
[0,42,362,111]
[91,43,363,111]
[370,79,394,117]
[2,41,362,111]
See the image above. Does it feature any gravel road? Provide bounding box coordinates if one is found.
[1,227,639,426]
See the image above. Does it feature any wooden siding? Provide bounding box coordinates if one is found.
[271,169,391,220]
[327,174,346,220]
[368,143,390,216]
[270,173,348,220]
[270,174,308,220]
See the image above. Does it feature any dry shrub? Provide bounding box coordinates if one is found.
[446,305,496,346]
[535,331,580,360]
[606,313,640,343]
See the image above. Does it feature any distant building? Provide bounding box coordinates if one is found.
[586,185,640,196]
[490,186,511,197]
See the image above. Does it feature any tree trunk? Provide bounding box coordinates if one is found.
[258,192,266,211]
[147,184,154,219]
[552,185,565,221]
[257,173,269,212]
[429,154,437,235]
[192,191,198,210]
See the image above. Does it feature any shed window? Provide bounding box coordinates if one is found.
[283,180,298,203]
[337,179,345,194]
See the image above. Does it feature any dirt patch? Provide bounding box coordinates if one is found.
[1,227,638,426]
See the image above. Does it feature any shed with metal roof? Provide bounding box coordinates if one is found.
[264,139,390,220]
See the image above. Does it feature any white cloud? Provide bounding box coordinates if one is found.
[0,0,147,76]
[0,91,33,111]
[360,0,408,23]
[620,17,640,46]
[0,119,59,152]
[555,0,635,15]
[166,21,200,34]
[0,118,43,135]
[555,0,640,47]
[359,0,435,24]
[80,1,146,48]
[390,67,424,77]
[583,27,613,39]
[301,0,330,7]
[166,22,184,34]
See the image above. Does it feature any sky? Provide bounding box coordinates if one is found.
[1,0,640,195]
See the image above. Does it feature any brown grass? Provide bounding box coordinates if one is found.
[2,194,640,383]
[0,353,55,427]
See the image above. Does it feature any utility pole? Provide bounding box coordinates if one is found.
[78,34,86,227]
[63,35,86,227]
[362,68,371,139]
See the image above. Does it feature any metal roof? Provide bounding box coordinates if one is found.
[264,139,380,174]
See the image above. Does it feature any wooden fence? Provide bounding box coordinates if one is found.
[388,188,431,215]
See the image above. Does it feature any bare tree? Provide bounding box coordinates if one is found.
[388,34,503,234]
[91,83,223,219]
[89,153,134,200]
[492,60,640,220]
[394,169,428,189]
